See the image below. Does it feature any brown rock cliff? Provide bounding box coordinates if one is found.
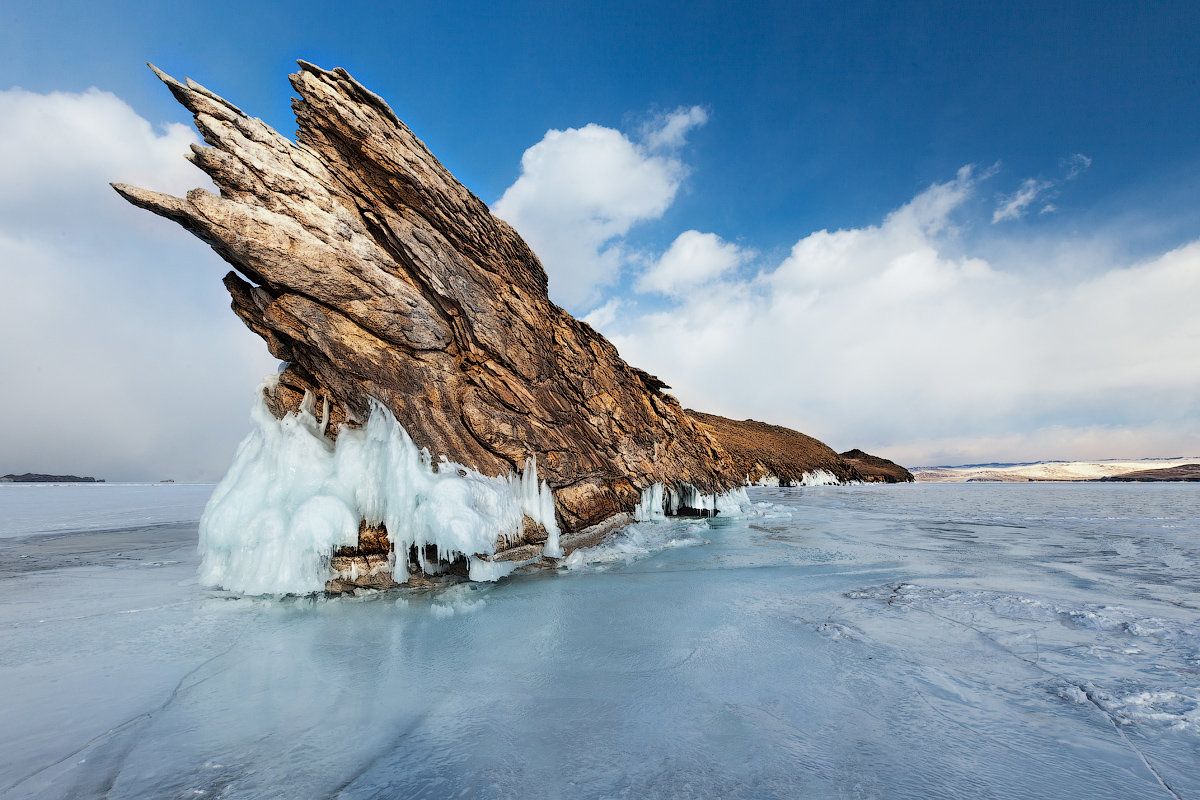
[114,62,910,567]
[114,62,739,535]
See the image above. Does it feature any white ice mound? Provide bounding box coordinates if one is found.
[199,385,561,595]
[797,469,840,486]
[633,483,751,522]
[745,470,840,487]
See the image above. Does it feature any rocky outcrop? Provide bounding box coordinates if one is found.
[114,62,907,589]
[114,62,737,536]
[838,449,914,483]
[686,414,913,485]
[0,474,99,483]
[687,411,855,484]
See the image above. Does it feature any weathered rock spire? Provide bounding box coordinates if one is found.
[114,61,739,532]
[115,62,911,559]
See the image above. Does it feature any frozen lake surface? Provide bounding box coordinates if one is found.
[0,483,1197,799]
[0,482,214,538]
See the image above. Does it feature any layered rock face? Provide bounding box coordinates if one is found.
[114,62,735,535]
[115,62,909,589]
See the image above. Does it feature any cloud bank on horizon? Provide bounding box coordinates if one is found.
[496,120,1200,468]
[0,87,277,482]
[1,81,1196,478]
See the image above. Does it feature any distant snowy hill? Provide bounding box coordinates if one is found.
[912,458,1200,482]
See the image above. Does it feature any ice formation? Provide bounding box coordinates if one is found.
[797,469,840,486]
[633,484,667,521]
[745,470,842,487]
[748,475,781,487]
[199,385,563,595]
[633,482,750,522]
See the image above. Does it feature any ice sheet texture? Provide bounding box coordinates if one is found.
[3,482,1200,800]
[199,390,562,594]
[0,482,213,538]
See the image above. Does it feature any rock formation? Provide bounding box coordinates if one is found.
[688,411,855,484]
[114,62,909,590]
[687,414,914,484]
[0,474,100,483]
[838,449,915,483]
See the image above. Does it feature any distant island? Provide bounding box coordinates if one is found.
[1,473,102,483]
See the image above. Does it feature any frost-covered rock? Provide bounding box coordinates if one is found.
[115,62,908,593]
[114,61,746,536]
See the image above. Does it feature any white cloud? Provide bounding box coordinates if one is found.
[0,87,277,481]
[993,177,1054,223]
[606,169,1200,466]
[993,154,1091,223]
[493,113,705,311]
[4,86,1179,476]
[637,230,751,296]
[1063,152,1092,179]
[581,298,622,330]
[0,88,200,236]
[641,105,709,151]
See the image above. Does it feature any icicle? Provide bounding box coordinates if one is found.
[200,388,546,594]
[634,483,667,521]
[519,455,563,558]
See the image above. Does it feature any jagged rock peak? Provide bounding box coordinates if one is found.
[113,61,740,532]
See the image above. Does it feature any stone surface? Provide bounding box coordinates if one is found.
[114,62,910,559]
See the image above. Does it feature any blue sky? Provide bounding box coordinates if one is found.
[8,1,1199,245]
[2,1,1199,478]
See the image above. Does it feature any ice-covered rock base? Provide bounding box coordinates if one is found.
[200,386,761,596]
[199,384,563,595]
[633,483,751,522]
[746,469,842,488]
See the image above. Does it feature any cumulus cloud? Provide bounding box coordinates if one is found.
[0,88,199,230]
[581,298,622,330]
[637,230,751,296]
[0,87,277,481]
[492,111,706,311]
[4,86,1182,476]
[603,169,1200,466]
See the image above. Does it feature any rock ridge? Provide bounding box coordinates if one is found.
[115,62,910,587]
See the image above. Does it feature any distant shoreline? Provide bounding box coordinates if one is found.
[912,457,1200,483]
[1,473,102,483]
